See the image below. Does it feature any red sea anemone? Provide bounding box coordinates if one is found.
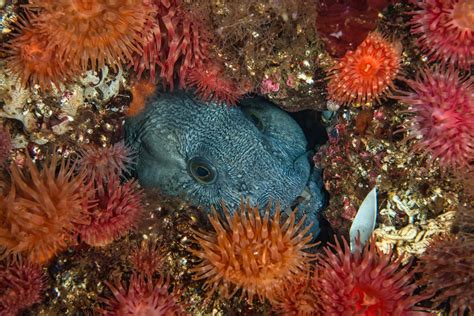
[327,32,402,106]
[0,153,89,264]
[131,0,209,89]
[77,142,134,184]
[4,16,75,90]
[398,66,474,171]
[189,201,316,302]
[130,240,164,276]
[78,177,143,247]
[417,235,473,315]
[29,0,154,71]
[0,260,45,315]
[186,61,247,106]
[314,237,424,315]
[101,273,185,315]
[409,0,473,69]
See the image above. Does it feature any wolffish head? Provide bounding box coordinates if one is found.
[125,91,313,213]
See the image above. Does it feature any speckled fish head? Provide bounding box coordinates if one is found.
[125,91,317,218]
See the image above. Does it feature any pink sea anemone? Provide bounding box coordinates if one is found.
[101,273,185,315]
[398,66,474,171]
[409,0,473,69]
[132,0,209,90]
[0,260,45,315]
[76,142,134,183]
[78,177,143,247]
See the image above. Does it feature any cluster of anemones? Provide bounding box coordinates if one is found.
[0,152,90,264]
[270,237,425,315]
[5,0,154,89]
[3,0,245,105]
[189,201,316,302]
[76,142,143,247]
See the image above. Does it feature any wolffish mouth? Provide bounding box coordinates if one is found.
[289,185,313,212]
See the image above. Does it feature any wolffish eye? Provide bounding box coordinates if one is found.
[187,157,217,184]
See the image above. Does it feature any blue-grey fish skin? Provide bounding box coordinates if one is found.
[125,90,325,237]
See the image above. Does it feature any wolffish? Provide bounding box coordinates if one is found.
[125,91,326,237]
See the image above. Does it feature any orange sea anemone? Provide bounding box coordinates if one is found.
[30,0,154,71]
[189,201,316,302]
[4,16,75,90]
[314,237,425,315]
[327,32,402,106]
[0,153,89,264]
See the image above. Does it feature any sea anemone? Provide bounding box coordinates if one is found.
[327,32,402,106]
[131,0,209,89]
[100,273,185,315]
[0,126,11,166]
[397,66,474,171]
[78,177,143,247]
[0,153,89,264]
[4,15,75,90]
[130,240,164,276]
[186,61,247,106]
[76,142,134,184]
[409,0,473,69]
[189,201,316,302]
[417,235,473,315]
[29,0,153,71]
[314,237,424,315]
[271,274,323,315]
[0,260,45,315]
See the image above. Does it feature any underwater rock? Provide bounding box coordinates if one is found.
[125,91,325,236]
